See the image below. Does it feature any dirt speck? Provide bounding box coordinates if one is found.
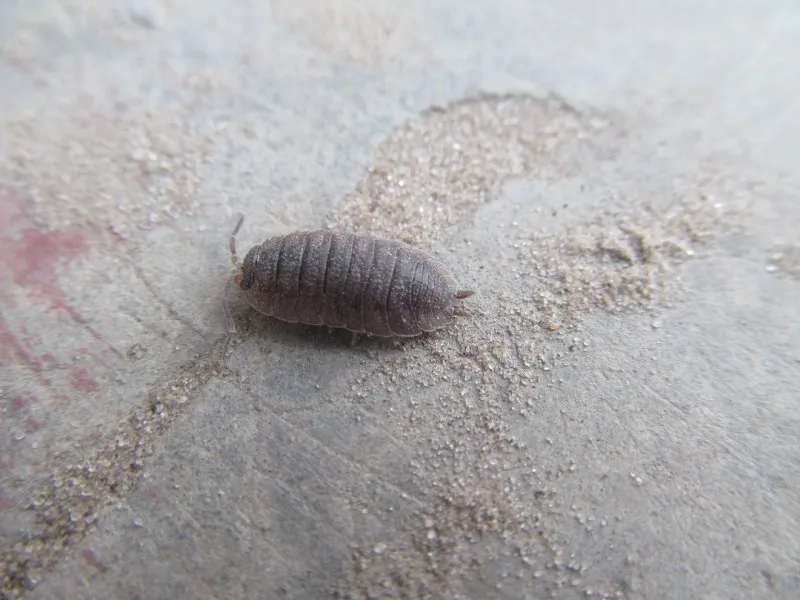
[765,244,800,281]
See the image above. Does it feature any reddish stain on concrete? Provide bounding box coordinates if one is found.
[26,416,44,432]
[0,223,123,359]
[73,346,113,370]
[67,364,99,392]
[40,352,58,368]
[4,395,44,433]
[141,485,166,503]
[82,548,107,571]
[0,217,124,401]
[5,395,44,433]
[9,395,33,412]
[1,54,33,74]
[5,227,89,301]
[0,317,48,382]
[0,317,100,397]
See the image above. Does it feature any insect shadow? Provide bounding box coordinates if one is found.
[233,306,425,351]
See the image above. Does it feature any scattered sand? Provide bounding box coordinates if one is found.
[1,103,214,240]
[329,94,624,247]
[765,244,800,281]
[326,94,748,598]
[0,346,225,595]
[0,92,752,599]
[269,0,426,64]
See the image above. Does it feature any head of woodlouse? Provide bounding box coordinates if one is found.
[236,245,261,291]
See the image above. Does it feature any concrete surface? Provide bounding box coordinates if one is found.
[1,0,799,598]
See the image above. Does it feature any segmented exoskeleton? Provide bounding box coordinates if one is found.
[222,214,473,338]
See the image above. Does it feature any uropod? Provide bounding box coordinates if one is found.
[222,214,474,340]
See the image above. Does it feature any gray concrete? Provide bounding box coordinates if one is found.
[1,0,799,598]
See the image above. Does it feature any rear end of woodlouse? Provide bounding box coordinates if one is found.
[222,214,473,339]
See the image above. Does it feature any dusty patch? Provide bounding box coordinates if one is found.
[269,0,425,64]
[329,94,624,246]
[0,92,753,599]
[1,101,214,240]
[512,174,742,329]
[0,342,225,596]
[0,0,189,57]
[328,94,749,598]
[765,244,800,281]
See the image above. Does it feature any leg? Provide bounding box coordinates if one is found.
[229,213,245,268]
[223,214,245,335]
[391,336,406,349]
[222,275,237,334]
[213,329,234,371]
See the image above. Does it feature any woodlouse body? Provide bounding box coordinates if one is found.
[223,215,473,338]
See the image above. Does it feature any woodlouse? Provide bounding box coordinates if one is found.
[222,214,474,339]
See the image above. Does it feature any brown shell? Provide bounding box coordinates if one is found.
[234,230,472,337]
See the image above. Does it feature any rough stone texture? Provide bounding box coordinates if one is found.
[1,0,799,599]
